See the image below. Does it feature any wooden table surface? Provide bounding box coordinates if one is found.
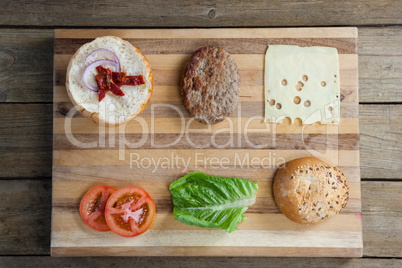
[0,1,401,267]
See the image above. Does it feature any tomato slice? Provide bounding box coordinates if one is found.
[105,186,156,237]
[79,185,117,232]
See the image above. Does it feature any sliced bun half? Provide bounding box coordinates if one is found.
[66,36,153,127]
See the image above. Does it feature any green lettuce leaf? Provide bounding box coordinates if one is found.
[169,171,259,233]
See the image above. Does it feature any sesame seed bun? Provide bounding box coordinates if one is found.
[273,157,349,225]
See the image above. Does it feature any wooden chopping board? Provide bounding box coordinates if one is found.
[52,28,362,257]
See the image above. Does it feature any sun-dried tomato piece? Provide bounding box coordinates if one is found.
[112,72,145,87]
[120,75,145,86]
[95,66,145,102]
[95,66,125,102]
[112,72,127,85]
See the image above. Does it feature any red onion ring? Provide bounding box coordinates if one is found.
[82,59,119,92]
[85,48,121,71]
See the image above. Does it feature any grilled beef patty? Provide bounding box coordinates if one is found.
[181,46,240,124]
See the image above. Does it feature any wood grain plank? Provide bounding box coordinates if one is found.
[53,101,359,119]
[0,29,53,103]
[53,133,360,151]
[0,256,400,267]
[52,149,360,167]
[359,27,402,103]
[54,38,357,55]
[53,117,360,134]
[52,212,362,232]
[0,104,52,178]
[52,165,362,184]
[359,54,402,103]
[50,246,363,257]
[55,28,358,39]
[0,104,398,179]
[0,1,401,27]
[0,179,51,255]
[50,229,362,253]
[41,106,395,180]
[362,181,402,257]
[360,105,402,179]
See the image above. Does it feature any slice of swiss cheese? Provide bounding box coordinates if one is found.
[264,45,340,124]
